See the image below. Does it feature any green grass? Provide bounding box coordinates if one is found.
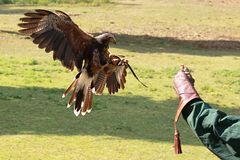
[0,0,240,159]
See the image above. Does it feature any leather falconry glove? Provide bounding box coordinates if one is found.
[173,65,200,154]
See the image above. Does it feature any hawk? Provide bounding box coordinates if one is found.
[18,9,146,116]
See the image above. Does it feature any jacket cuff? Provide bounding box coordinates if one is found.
[182,98,202,120]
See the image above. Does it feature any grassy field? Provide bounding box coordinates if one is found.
[0,0,240,159]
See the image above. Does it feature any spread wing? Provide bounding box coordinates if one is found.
[18,9,95,71]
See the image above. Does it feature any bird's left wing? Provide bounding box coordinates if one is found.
[93,54,147,95]
[92,55,128,95]
[106,64,127,94]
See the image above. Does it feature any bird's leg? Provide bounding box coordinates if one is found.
[100,62,109,70]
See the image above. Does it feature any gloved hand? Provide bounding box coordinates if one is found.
[173,65,200,154]
[173,65,200,109]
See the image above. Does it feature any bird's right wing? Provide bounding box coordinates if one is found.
[18,9,95,71]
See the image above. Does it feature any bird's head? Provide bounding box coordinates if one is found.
[95,32,116,45]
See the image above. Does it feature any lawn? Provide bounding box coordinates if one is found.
[0,0,240,159]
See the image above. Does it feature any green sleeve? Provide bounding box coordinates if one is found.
[182,100,240,160]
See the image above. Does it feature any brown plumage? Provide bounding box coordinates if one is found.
[18,9,146,116]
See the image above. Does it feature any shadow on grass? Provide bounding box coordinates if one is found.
[0,29,22,36]
[2,29,240,56]
[0,86,239,146]
[99,33,240,56]
[0,8,30,14]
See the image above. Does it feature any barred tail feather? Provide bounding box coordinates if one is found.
[74,88,84,116]
[62,78,77,98]
[73,69,93,116]
[67,89,76,108]
[82,87,93,115]
[87,89,93,113]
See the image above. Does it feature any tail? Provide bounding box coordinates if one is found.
[73,87,93,116]
[63,69,93,116]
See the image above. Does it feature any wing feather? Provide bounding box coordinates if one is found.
[45,31,59,52]
[18,22,40,29]
[20,17,41,23]
[39,30,55,49]
[106,66,127,94]
[93,71,107,95]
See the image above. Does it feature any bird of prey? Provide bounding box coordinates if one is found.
[18,9,147,116]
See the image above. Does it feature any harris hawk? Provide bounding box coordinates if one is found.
[18,9,146,116]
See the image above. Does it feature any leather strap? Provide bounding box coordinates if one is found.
[173,67,200,154]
